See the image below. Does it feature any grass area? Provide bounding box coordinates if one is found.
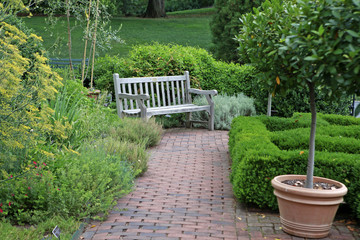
[22,9,214,59]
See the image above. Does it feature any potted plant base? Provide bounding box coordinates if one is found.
[271,175,348,238]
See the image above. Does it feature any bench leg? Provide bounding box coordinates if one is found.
[185,112,192,128]
[208,109,215,131]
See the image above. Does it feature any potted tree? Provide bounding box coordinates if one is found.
[237,0,359,238]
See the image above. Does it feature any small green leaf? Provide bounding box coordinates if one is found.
[347,30,359,38]
[345,179,350,184]
[330,66,337,74]
[354,66,360,75]
[332,10,341,19]
[333,49,343,55]
[353,0,360,7]
[304,56,318,61]
[268,50,277,56]
[318,25,324,36]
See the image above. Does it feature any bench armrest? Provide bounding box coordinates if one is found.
[189,88,218,96]
[117,93,150,101]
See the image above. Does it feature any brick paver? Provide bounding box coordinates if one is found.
[81,128,360,240]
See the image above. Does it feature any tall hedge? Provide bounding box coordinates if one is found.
[210,0,263,62]
[93,43,257,96]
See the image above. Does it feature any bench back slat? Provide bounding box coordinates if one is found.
[113,72,191,114]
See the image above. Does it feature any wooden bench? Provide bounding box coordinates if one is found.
[113,71,217,130]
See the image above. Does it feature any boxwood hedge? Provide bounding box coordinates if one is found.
[229,113,360,218]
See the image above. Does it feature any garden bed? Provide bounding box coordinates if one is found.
[228,113,360,218]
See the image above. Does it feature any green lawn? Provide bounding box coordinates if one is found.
[22,13,213,59]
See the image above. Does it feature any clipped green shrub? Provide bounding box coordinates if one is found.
[257,113,330,132]
[271,128,360,154]
[93,44,350,119]
[229,113,360,217]
[192,93,256,130]
[93,43,258,98]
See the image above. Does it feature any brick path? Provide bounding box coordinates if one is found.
[81,128,359,240]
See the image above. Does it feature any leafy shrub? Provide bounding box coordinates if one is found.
[108,118,163,148]
[50,146,134,220]
[192,93,256,130]
[94,137,149,176]
[0,20,62,175]
[94,44,351,119]
[93,43,258,98]
[47,79,89,148]
[0,159,59,224]
[210,0,264,62]
[229,114,360,218]
[117,0,148,16]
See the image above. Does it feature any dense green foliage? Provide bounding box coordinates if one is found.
[93,43,352,118]
[236,0,360,188]
[229,113,360,217]
[237,0,360,98]
[93,43,258,96]
[192,93,256,130]
[0,18,163,239]
[210,0,263,62]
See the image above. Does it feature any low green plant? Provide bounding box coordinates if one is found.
[0,216,79,240]
[192,93,256,130]
[229,113,360,217]
[0,156,59,224]
[109,118,163,148]
[47,79,88,148]
[94,137,149,177]
[50,146,134,220]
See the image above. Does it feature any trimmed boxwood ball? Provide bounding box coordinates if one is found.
[229,113,360,218]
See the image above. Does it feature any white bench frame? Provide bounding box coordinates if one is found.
[113,71,217,130]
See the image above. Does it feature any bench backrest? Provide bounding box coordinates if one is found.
[113,71,192,111]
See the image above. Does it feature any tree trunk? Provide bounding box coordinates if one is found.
[90,0,100,89]
[81,0,92,85]
[144,0,166,18]
[267,92,272,116]
[305,81,317,189]
[66,0,74,77]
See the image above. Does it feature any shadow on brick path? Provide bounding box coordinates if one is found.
[80,128,360,240]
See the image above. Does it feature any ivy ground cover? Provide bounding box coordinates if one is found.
[229,113,360,218]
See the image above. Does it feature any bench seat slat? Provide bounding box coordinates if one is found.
[123,104,210,116]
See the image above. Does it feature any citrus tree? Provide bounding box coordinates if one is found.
[237,0,360,188]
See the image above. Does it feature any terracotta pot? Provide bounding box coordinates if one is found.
[271,175,348,238]
[87,89,101,100]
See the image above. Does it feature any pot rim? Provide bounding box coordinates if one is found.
[271,175,348,198]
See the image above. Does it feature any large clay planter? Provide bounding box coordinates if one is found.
[271,175,348,238]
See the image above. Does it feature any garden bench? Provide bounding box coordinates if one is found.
[49,58,89,69]
[113,71,217,130]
